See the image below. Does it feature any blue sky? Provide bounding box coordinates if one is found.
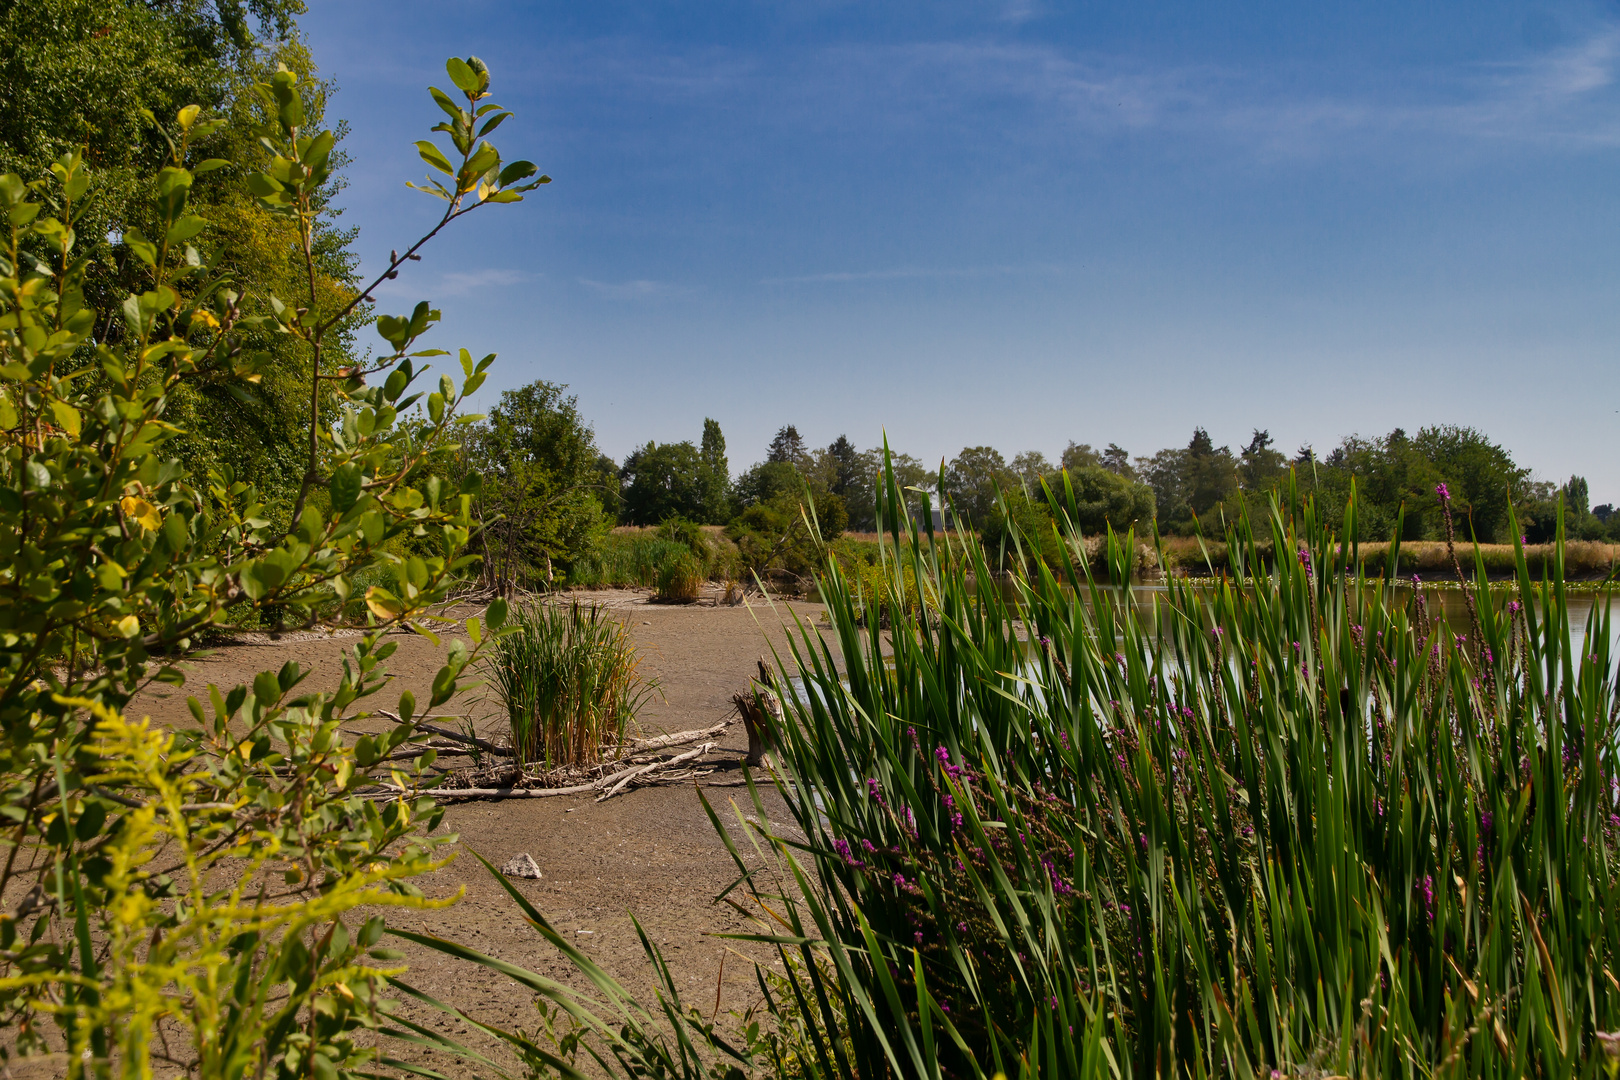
[302,1,1620,501]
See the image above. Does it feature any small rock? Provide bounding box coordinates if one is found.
[500,853,542,880]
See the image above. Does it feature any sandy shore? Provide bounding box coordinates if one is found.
[122,588,838,1071]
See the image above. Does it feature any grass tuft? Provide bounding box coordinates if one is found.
[483,601,653,768]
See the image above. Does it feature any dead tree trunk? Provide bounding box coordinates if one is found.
[731,657,781,769]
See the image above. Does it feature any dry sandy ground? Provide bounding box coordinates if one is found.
[117,588,837,1073]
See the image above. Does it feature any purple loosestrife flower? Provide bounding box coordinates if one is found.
[1436,482,1450,501]
[1418,874,1436,925]
[1508,600,1522,613]
[832,838,863,867]
[1297,547,1312,576]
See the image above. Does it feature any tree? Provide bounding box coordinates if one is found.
[1011,450,1053,490]
[1061,441,1101,472]
[945,445,1010,525]
[843,445,931,531]
[467,380,609,583]
[767,423,808,466]
[698,417,729,523]
[732,459,802,512]
[1062,466,1156,535]
[0,1,364,510]
[825,434,861,498]
[1564,476,1590,518]
[1182,428,1238,521]
[620,440,707,526]
[1411,425,1527,543]
[1136,447,1189,526]
[1101,443,1134,478]
[1239,429,1286,491]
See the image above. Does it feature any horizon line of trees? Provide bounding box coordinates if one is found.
[457,378,1614,583]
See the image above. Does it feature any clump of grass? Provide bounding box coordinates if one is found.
[653,551,703,603]
[567,528,740,589]
[483,601,653,768]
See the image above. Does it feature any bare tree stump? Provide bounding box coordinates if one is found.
[732,657,781,769]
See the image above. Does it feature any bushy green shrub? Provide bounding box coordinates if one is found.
[0,55,547,1076]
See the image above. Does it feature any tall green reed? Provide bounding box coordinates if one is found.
[484,601,654,768]
[728,460,1620,1078]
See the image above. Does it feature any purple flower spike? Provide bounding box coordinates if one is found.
[1436,482,1450,501]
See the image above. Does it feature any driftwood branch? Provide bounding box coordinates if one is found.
[376,741,719,802]
[731,658,781,769]
[628,720,732,752]
[596,742,715,802]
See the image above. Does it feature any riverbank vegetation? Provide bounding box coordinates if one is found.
[462,410,1616,593]
[405,461,1620,1078]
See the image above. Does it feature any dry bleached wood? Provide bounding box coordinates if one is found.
[731,658,781,769]
[597,742,715,801]
[380,741,719,802]
[629,719,732,751]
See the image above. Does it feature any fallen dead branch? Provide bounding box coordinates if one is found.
[626,719,732,752]
[596,742,715,802]
[374,741,719,802]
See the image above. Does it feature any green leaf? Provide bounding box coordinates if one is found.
[496,160,537,187]
[446,57,480,95]
[485,597,508,630]
[330,463,364,513]
[166,215,208,244]
[414,141,455,176]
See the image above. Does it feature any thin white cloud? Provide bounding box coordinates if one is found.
[370,268,530,299]
[872,25,1620,153]
[578,277,691,299]
[764,263,1062,284]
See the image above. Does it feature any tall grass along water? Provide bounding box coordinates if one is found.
[400,468,1619,1079]
[730,469,1620,1078]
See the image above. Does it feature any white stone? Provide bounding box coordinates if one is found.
[500,852,542,879]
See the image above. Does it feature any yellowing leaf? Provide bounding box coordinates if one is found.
[120,496,162,531]
[115,615,140,638]
[49,400,80,438]
[365,586,403,619]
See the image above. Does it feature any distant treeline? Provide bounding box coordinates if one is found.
[448,380,1611,588]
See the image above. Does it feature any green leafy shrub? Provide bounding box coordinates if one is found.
[0,55,546,1076]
